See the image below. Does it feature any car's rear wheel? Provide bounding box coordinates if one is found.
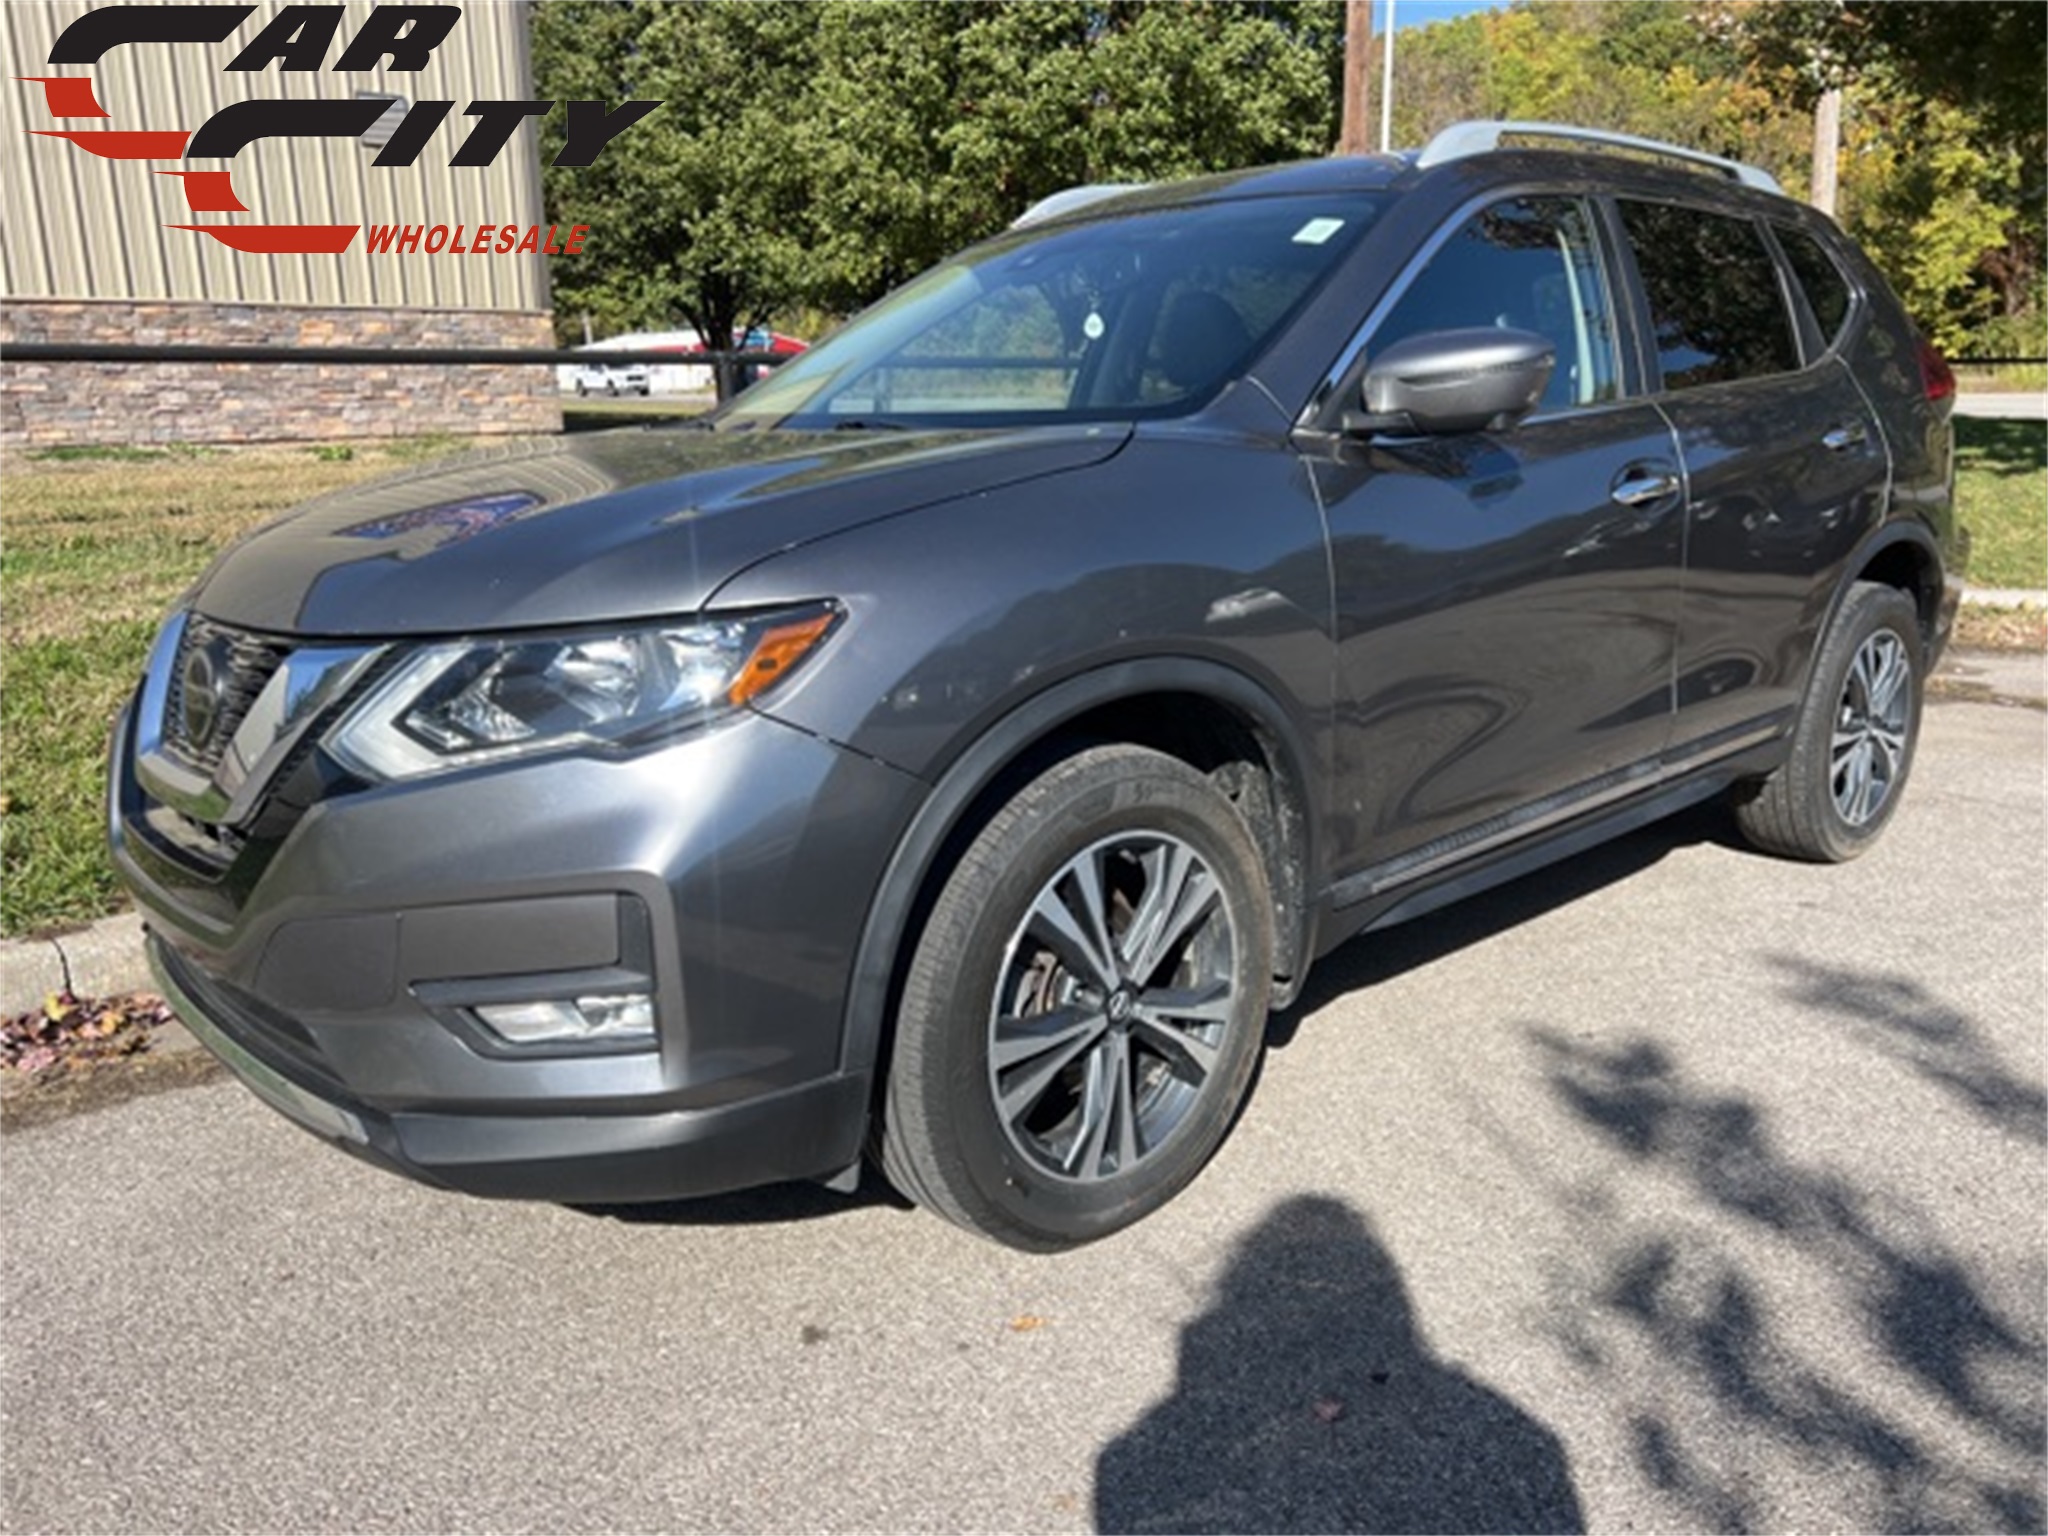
[881,745,1273,1250]
[1734,580,1923,862]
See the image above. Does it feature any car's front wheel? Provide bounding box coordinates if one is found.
[1734,580,1924,862]
[881,745,1274,1250]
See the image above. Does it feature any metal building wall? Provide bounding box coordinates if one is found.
[1,0,550,314]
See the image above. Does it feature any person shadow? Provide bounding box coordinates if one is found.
[1096,1195,1584,1534]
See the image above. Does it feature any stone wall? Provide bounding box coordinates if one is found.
[0,300,563,449]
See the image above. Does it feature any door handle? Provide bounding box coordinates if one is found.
[1821,422,1869,452]
[1610,467,1681,508]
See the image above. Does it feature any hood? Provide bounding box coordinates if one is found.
[189,424,1129,637]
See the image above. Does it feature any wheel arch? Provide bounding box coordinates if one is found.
[1842,520,1945,649]
[838,657,1321,1084]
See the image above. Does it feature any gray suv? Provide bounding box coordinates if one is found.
[112,122,1959,1250]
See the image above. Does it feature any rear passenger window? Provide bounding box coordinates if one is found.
[1775,225,1855,348]
[1373,196,1620,412]
[1618,202,1799,390]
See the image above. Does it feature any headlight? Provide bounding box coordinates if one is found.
[329,603,838,781]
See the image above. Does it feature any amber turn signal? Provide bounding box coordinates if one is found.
[727,609,838,707]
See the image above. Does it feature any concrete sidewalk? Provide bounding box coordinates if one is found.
[1955,390,2047,420]
[4,638,2042,1020]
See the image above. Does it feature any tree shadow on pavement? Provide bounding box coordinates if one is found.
[1096,1194,1585,1534]
[1766,954,2047,1146]
[1529,1026,2045,1532]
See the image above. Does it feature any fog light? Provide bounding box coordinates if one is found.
[473,992,655,1046]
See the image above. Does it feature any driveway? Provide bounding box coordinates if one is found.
[3,695,2042,1533]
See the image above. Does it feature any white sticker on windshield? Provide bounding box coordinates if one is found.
[1083,311,1106,341]
[1292,217,1345,246]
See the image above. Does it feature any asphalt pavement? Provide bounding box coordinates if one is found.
[3,694,2043,1533]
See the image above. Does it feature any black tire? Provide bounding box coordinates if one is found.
[605,379,619,397]
[575,380,588,398]
[1734,581,1923,862]
[881,745,1274,1250]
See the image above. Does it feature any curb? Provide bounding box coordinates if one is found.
[1963,587,2048,609]
[2,912,149,1018]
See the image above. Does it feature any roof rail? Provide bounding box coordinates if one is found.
[1416,120,1783,194]
[1011,183,1147,229]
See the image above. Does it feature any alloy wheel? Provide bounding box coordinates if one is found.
[987,831,1239,1183]
[1831,630,1911,826]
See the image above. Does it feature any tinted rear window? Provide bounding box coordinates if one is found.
[1775,224,1855,348]
[1619,202,1799,391]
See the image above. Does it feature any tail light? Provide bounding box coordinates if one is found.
[1916,336,1956,402]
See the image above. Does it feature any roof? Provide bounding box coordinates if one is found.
[1018,120,1788,230]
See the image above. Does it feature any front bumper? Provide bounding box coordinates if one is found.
[150,934,873,1200]
[112,699,923,1202]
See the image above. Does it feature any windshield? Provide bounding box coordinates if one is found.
[719,193,1387,431]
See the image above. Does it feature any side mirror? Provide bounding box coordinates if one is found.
[1346,327,1555,437]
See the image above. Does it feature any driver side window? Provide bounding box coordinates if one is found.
[1374,196,1620,413]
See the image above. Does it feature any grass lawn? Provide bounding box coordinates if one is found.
[561,395,712,432]
[1,417,2040,940]
[1955,417,2047,591]
[0,441,463,936]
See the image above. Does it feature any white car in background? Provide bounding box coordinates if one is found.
[557,330,810,397]
[561,354,652,397]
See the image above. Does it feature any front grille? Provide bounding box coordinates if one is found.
[162,616,293,775]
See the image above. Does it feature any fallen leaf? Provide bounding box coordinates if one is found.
[1008,1314,1050,1333]
[1312,1397,1346,1424]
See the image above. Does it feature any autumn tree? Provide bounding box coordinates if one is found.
[1741,0,2044,354]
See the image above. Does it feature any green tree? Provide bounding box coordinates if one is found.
[534,1,821,350]
[1743,1,2046,157]
[1838,90,2033,352]
[532,0,1346,345]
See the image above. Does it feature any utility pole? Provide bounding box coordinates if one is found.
[1810,85,1842,216]
[1338,0,1373,156]
[1379,0,1396,153]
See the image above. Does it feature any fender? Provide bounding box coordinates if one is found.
[1813,514,1951,687]
[834,656,1324,1081]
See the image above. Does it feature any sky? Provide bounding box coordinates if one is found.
[1387,0,1511,32]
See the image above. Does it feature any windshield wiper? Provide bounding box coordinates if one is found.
[828,417,911,432]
